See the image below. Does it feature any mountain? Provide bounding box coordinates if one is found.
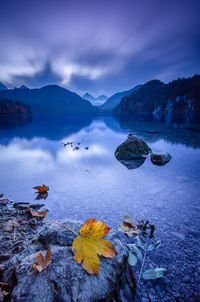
[19,85,29,89]
[83,93,108,105]
[0,85,94,114]
[100,85,142,111]
[0,98,32,114]
[114,75,200,119]
[83,93,95,102]
[0,82,8,90]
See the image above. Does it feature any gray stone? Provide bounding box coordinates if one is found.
[13,202,45,210]
[115,135,151,160]
[10,219,128,302]
[150,152,172,166]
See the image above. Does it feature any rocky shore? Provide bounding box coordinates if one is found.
[0,197,128,302]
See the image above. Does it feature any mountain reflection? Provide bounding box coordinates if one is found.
[0,114,200,148]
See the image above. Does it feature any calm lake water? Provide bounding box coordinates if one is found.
[0,114,200,301]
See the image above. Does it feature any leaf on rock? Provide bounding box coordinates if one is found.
[3,219,20,232]
[28,206,47,218]
[142,267,167,280]
[72,218,118,275]
[118,216,141,237]
[85,147,89,150]
[33,184,49,193]
[32,247,52,273]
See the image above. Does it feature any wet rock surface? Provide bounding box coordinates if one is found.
[115,135,151,160]
[118,157,146,170]
[8,220,128,302]
[151,152,172,166]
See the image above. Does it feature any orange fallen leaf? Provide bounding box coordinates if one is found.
[128,133,133,137]
[32,247,52,273]
[72,218,118,275]
[85,147,89,150]
[33,184,49,193]
[28,206,47,218]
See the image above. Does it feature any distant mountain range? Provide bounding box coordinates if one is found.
[83,93,108,105]
[0,85,94,114]
[100,85,142,111]
[0,75,199,117]
[114,75,200,119]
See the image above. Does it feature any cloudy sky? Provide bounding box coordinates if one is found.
[1,0,200,96]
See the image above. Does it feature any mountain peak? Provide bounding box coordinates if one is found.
[19,85,29,89]
[83,93,95,101]
[0,82,8,90]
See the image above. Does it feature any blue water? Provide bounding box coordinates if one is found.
[0,114,200,300]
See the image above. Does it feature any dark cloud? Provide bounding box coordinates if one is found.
[1,0,200,95]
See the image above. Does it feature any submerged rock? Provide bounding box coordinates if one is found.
[115,135,151,160]
[151,152,172,166]
[9,219,128,302]
[118,157,146,170]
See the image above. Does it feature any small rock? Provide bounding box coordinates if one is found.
[3,219,21,232]
[0,198,9,205]
[13,202,44,210]
[151,152,172,166]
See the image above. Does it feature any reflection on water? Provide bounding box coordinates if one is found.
[0,114,200,299]
[117,157,146,170]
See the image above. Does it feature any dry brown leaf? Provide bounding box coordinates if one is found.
[72,218,118,275]
[32,247,52,273]
[33,184,49,193]
[85,147,89,150]
[28,206,47,218]
[118,215,140,237]
[3,219,20,232]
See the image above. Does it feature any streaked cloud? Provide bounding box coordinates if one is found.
[0,0,200,95]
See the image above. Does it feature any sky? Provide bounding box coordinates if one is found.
[1,0,200,97]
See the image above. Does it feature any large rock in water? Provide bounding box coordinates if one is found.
[151,151,172,166]
[115,135,151,160]
[8,220,128,302]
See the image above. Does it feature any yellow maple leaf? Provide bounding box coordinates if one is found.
[33,184,49,193]
[72,218,118,275]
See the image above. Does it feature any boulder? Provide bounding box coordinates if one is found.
[151,152,172,166]
[8,219,128,302]
[115,135,151,160]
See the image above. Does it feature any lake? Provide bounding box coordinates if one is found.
[0,114,200,301]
